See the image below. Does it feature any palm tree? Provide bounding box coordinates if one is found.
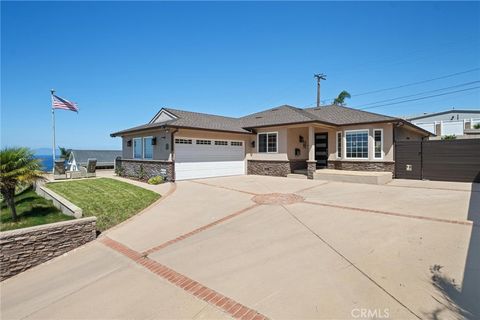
[58,146,71,160]
[333,90,351,106]
[0,147,44,221]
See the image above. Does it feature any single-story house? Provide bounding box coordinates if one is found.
[406,108,480,137]
[68,149,122,170]
[110,104,432,181]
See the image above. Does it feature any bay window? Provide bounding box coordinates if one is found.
[345,130,368,159]
[374,129,383,159]
[336,131,342,158]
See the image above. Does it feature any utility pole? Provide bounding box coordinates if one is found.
[314,73,327,108]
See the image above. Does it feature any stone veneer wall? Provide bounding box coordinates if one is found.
[0,217,97,281]
[247,160,291,177]
[307,161,317,179]
[117,159,174,181]
[289,159,307,171]
[327,160,395,174]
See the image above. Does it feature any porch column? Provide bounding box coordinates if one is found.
[307,126,316,179]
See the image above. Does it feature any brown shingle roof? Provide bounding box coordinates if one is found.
[303,105,397,125]
[111,104,424,137]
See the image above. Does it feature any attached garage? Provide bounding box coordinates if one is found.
[174,137,246,180]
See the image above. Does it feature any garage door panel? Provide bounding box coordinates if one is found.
[175,138,245,180]
[175,161,245,180]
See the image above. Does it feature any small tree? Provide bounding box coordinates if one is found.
[442,134,457,140]
[0,147,44,221]
[333,90,351,106]
[58,146,71,160]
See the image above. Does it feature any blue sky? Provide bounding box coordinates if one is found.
[2,1,479,150]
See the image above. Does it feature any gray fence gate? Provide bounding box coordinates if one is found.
[395,139,480,183]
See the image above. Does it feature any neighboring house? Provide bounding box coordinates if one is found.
[68,149,122,170]
[111,104,430,181]
[406,109,480,137]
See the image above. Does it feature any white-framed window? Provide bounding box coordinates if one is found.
[336,131,342,158]
[175,138,192,144]
[143,136,153,159]
[258,132,277,153]
[133,138,143,159]
[196,139,211,145]
[373,129,383,159]
[231,141,243,146]
[214,140,228,146]
[345,130,368,159]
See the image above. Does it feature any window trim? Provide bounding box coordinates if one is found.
[336,131,342,159]
[344,129,369,160]
[257,132,278,153]
[132,137,143,159]
[373,128,383,160]
[143,136,154,160]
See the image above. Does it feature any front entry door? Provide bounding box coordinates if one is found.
[315,133,328,169]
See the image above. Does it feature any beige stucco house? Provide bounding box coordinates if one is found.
[110,105,431,181]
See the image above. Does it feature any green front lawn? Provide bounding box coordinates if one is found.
[46,178,160,231]
[1,189,74,232]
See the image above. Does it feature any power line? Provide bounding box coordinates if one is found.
[359,81,480,108]
[356,86,480,110]
[354,67,480,97]
[303,67,480,107]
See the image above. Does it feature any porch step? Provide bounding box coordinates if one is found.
[293,169,308,175]
[287,173,308,179]
[313,169,392,185]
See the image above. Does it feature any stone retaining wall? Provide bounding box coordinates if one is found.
[247,160,291,177]
[0,217,97,281]
[327,160,395,174]
[36,186,83,218]
[116,159,174,182]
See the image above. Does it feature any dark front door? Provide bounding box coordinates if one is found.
[315,133,328,169]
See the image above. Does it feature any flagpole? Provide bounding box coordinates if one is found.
[51,89,56,173]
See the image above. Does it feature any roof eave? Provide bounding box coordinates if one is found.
[111,124,253,137]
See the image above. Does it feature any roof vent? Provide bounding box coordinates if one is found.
[271,108,279,111]
[255,116,263,119]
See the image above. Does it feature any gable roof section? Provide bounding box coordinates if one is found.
[304,105,397,125]
[111,108,252,136]
[240,105,334,128]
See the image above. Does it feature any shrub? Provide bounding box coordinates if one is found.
[148,176,164,185]
[473,123,480,129]
[115,165,124,176]
[442,134,457,140]
[137,164,146,180]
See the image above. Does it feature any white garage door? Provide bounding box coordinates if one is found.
[174,138,245,180]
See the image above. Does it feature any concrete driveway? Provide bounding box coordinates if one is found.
[2,175,479,320]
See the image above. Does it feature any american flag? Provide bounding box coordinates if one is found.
[52,94,79,112]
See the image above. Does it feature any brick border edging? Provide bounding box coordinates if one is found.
[143,203,259,255]
[101,237,268,320]
[303,200,477,227]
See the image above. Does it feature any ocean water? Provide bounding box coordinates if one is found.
[35,155,54,172]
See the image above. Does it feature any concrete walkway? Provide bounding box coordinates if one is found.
[2,175,479,319]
